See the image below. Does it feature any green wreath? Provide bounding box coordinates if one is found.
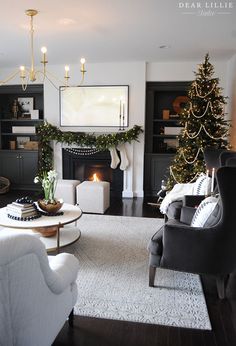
[37,122,143,175]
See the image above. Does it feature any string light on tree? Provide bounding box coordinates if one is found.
[167,53,230,189]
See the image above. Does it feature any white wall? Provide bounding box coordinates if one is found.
[225,54,236,120]
[44,61,146,198]
[225,54,236,147]
[147,60,228,88]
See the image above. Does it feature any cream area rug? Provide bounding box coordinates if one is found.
[69,214,211,330]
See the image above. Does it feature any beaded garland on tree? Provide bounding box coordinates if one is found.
[37,122,143,176]
[167,53,230,188]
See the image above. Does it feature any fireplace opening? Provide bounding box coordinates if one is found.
[62,149,123,197]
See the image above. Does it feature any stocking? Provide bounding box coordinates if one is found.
[117,143,129,170]
[109,146,120,169]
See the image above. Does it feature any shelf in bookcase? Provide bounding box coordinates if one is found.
[1,133,37,136]
[0,149,38,152]
[153,134,179,138]
[153,118,180,122]
[0,119,43,122]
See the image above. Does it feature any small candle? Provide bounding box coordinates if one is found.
[80,57,86,72]
[41,46,47,64]
[19,66,25,78]
[206,169,209,196]
[64,65,70,78]
[211,168,215,194]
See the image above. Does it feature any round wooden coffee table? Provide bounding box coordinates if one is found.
[0,203,82,253]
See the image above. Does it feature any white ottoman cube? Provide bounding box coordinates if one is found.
[55,179,80,205]
[76,181,110,214]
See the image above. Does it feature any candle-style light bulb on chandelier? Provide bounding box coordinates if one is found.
[0,9,86,90]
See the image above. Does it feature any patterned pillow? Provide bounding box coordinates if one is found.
[193,174,212,196]
[191,196,220,228]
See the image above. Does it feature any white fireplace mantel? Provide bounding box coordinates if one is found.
[53,141,135,198]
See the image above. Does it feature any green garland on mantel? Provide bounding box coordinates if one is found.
[37,122,143,174]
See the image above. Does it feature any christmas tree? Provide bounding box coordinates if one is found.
[167,53,230,188]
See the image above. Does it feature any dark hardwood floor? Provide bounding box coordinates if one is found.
[1,191,236,345]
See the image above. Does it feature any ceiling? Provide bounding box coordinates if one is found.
[0,0,236,68]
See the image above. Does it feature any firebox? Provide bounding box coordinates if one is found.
[62,148,123,197]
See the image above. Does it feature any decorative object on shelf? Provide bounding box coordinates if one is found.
[18,97,34,114]
[9,140,16,150]
[164,138,178,151]
[24,141,39,150]
[162,109,170,120]
[37,122,143,175]
[0,9,86,91]
[16,136,30,149]
[34,170,63,215]
[172,96,189,114]
[0,176,10,194]
[167,53,230,189]
[11,99,19,119]
[30,109,39,119]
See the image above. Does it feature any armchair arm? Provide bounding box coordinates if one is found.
[180,206,196,225]
[0,234,79,295]
[183,195,205,207]
[161,222,224,274]
[47,253,79,294]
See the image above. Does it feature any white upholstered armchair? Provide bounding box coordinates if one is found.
[0,233,79,346]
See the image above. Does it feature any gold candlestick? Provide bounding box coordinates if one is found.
[122,103,125,130]
[119,100,122,131]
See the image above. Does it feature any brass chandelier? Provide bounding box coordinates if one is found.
[0,9,86,90]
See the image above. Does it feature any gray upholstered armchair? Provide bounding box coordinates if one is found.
[148,166,236,299]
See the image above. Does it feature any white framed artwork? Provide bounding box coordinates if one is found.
[17,97,34,112]
[60,85,129,127]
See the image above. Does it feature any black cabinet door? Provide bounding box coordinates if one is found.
[20,152,38,186]
[0,151,38,189]
[144,154,174,197]
[0,151,20,184]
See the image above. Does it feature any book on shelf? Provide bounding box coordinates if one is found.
[12,126,36,134]
[164,127,182,135]
[169,114,180,119]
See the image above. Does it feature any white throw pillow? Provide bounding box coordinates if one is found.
[191,196,218,227]
[193,173,212,196]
